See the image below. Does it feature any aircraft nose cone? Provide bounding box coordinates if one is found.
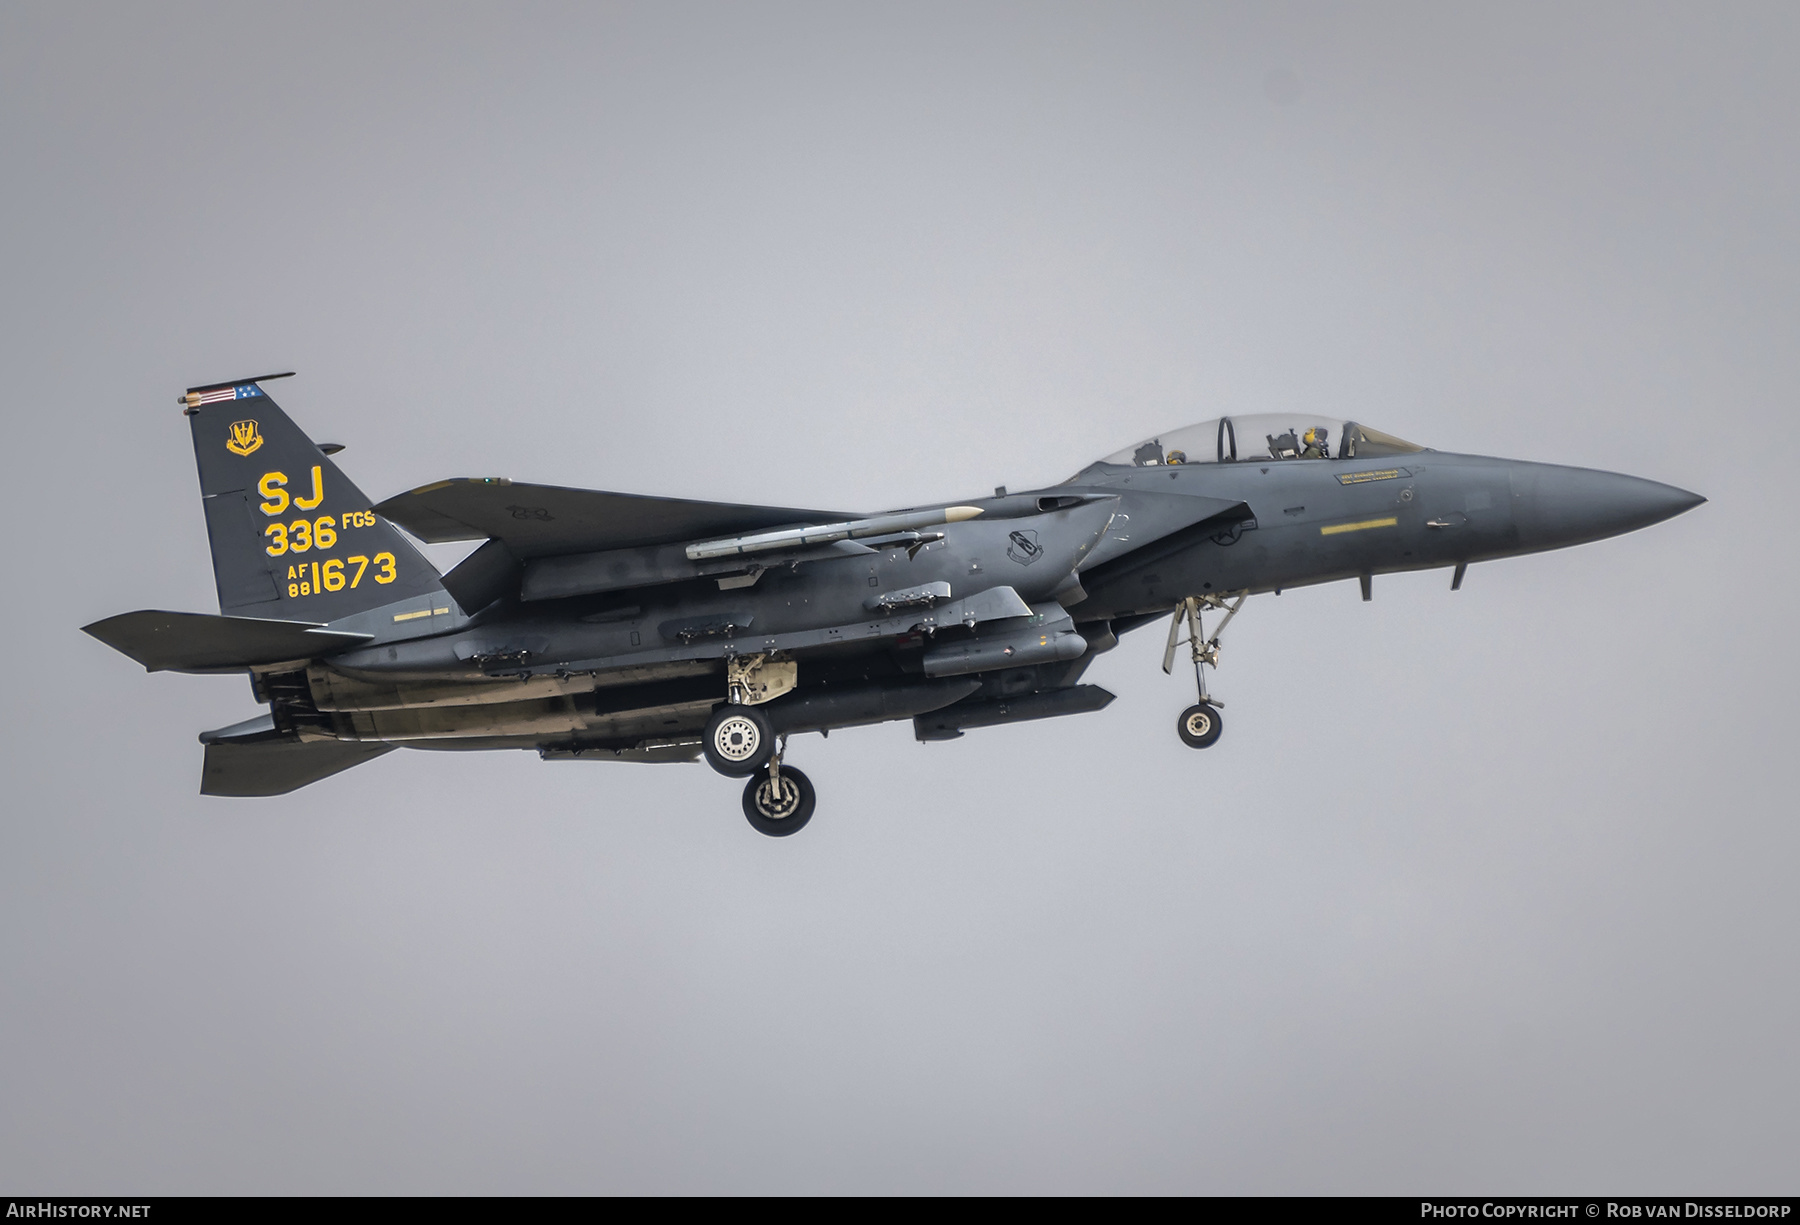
[1511,463,1705,550]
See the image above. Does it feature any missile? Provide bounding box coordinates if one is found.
[686,505,986,561]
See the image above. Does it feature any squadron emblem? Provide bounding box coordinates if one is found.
[1006,529,1043,565]
[226,419,264,457]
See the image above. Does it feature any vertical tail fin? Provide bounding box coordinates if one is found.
[183,374,446,623]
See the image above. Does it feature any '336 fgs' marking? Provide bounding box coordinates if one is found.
[263,511,376,555]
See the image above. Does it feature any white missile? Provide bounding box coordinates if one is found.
[686,505,985,561]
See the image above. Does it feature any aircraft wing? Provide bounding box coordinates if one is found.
[373,479,857,558]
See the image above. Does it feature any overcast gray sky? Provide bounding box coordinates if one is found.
[1,1,1794,1194]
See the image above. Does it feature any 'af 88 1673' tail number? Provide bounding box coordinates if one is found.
[283,553,396,597]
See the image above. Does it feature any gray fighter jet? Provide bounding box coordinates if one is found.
[85,373,1704,835]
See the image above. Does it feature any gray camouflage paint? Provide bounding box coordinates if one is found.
[85,381,1701,805]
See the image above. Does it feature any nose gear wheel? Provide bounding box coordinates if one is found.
[1164,593,1245,748]
[1177,703,1223,748]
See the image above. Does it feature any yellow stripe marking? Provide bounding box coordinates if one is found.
[432,607,450,615]
[393,609,431,622]
[1320,516,1399,536]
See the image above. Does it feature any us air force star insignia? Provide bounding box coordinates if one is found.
[226,419,263,457]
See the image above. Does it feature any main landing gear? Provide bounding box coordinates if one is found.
[1163,593,1246,751]
[704,654,817,836]
[742,756,816,837]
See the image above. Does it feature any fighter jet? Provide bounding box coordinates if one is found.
[84,373,1704,835]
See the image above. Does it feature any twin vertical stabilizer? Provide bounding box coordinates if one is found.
[182,375,446,622]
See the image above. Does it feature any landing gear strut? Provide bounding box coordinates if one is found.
[1164,593,1246,750]
[708,656,820,835]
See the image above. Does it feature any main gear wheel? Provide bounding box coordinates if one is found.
[742,765,816,836]
[703,704,775,777]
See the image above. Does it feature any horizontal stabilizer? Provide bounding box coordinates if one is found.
[201,736,395,797]
[373,479,855,558]
[82,610,371,673]
[199,712,276,743]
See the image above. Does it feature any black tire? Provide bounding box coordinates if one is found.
[1177,703,1223,749]
[703,704,776,777]
[742,766,816,837]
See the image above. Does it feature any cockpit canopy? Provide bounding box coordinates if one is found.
[1098,414,1425,467]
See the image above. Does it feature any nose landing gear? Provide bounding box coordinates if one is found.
[1164,593,1245,750]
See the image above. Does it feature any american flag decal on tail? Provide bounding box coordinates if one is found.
[187,383,264,407]
[178,372,293,414]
